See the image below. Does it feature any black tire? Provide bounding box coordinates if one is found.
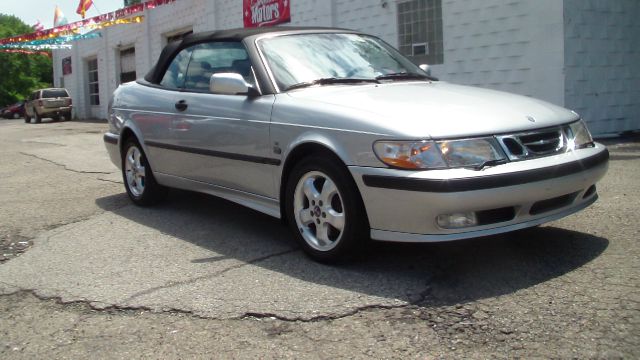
[24,113,31,123]
[121,138,168,206]
[34,109,41,123]
[64,112,72,121]
[284,155,369,263]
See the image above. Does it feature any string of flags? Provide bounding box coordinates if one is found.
[77,0,95,20]
[0,32,104,50]
[0,0,175,55]
[54,5,69,27]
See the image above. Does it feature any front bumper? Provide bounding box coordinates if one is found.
[350,144,609,242]
[103,132,121,169]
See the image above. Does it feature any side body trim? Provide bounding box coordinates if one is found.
[145,141,281,166]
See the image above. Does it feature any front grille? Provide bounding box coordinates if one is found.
[519,130,563,153]
[497,127,567,161]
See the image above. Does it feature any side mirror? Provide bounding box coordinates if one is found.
[419,64,432,76]
[209,73,259,96]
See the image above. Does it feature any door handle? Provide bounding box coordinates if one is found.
[175,100,188,112]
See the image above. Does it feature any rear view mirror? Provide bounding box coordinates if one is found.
[209,73,259,97]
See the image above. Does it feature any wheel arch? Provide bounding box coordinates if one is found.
[119,127,137,153]
[118,123,159,172]
[278,140,362,222]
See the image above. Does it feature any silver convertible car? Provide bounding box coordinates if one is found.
[104,27,609,262]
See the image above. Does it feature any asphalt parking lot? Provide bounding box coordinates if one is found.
[0,118,638,358]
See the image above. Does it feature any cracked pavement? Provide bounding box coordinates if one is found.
[0,118,638,358]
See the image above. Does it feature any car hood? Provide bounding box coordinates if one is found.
[285,81,579,138]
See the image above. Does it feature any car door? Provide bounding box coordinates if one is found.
[128,46,193,176]
[162,41,277,198]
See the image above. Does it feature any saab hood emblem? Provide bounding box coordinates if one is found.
[526,116,536,123]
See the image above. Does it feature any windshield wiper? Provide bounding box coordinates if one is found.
[376,72,438,81]
[285,77,380,91]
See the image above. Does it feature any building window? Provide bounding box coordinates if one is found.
[397,0,443,65]
[165,30,193,45]
[87,58,99,106]
[120,47,137,83]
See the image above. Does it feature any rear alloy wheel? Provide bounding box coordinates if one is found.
[285,156,368,262]
[122,139,167,206]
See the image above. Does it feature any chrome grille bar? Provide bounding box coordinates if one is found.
[496,126,567,161]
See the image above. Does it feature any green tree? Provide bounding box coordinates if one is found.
[0,14,52,106]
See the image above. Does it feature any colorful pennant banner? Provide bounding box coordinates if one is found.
[0,0,174,45]
[0,32,103,49]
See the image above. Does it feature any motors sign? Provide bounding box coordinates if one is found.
[243,0,291,28]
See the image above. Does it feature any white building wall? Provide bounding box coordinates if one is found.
[334,0,398,47]
[52,48,72,105]
[430,0,565,106]
[101,21,145,119]
[216,0,244,29]
[563,0,640,135]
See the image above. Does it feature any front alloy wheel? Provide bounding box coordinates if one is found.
[285,156,368,262]
[294,171,346,252]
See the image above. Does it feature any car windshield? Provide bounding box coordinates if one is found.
[42,89,68,98]
[258,33,432,91]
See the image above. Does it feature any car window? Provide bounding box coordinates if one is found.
[183,42,255,91]
[160,48,193,89]
[42,89,69,98]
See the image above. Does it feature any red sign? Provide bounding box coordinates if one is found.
[62,57,72,75]
[243,0,291,28]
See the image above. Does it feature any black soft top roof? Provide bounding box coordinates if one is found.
[144,26,357,84]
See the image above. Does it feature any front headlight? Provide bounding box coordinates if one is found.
[566,120,594,150]
[374,138,506,170]
[373,141,447,169]
[437,138,506,169]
